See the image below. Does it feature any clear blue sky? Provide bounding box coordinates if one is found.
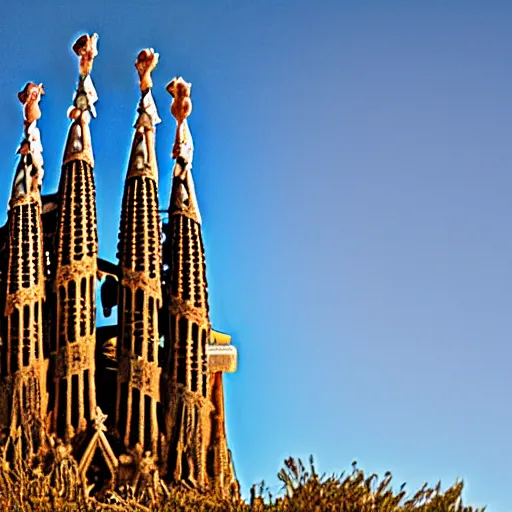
[0,1,511,510]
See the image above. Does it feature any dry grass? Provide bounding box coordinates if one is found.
[0,446,485,512]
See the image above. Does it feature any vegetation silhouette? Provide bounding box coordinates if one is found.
[0,443,485,511]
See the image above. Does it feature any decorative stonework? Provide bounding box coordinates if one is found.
[73,34,99,77]
[1,82,48,458]
[168,296,209,327]
[118,357,161,402]
[63,34,99,167]
[0,34,239,504]
[121,269,161,298]
[4,283,45,316]
[51,33,100,443]
[10,83,45,204]
[54,338,95,378]
[135,48,159,92]
[167,78,202,225]
[115,48,163,456]
[54,256,96,288]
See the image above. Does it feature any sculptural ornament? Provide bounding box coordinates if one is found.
[11,82,45,199]
[167,78,194,175]
[72,33,99,77]
[135,48,159,91]
[18,82,44,126]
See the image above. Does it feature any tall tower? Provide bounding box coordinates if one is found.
[50,34,99,441]
[0,83,48,452]
[162,78,212,487]
[115,49,162,455]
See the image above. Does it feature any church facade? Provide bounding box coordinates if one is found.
[0,33,238,499]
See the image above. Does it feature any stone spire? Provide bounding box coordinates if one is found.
[50,34,99,442]
[0,82,48,454]
[162,78,212,487]
[115,49,162,455]
[160,77,239,494]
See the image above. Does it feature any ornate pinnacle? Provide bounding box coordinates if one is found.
[167,78,192,124]
[134,48,161,128]
[69,33,99,118]
[72,33,99,77]
[11,82,44,203]
[127,49,161,180]
[18,82,44,127]
[167,77,201,224]
[167,78,193,171]
[63,33,99,167]
[92,407,108,432]
[135,48,159,91]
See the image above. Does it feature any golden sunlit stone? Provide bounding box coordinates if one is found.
[0,32,239,506]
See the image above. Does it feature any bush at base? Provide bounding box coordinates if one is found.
[0,455,485,511]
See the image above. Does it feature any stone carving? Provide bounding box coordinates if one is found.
[128,48,160,183]
[168,295,209,327]
[118,357,161,402]
[50,437,83,500]
[167,78,192,124]
[11,83,45,202]
[18,82,44,125]
[54,339,95,378]
[136,48,159,91]
[72,33,99,77]
[167,77,201,224]
[64,33,99,167]
[167,78,193,171]
[133,451,160,504]
[4,284,45,316]
[55,256,97,286]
